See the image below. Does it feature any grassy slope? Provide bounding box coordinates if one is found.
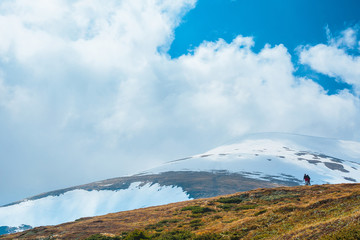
[2,183,360,239]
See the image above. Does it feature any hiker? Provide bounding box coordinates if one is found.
[304,174,311,185]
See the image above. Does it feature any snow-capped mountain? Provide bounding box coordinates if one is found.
[148,132,360,185]
[1,133,360,234]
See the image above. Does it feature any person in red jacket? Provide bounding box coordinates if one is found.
[304,174,311,185]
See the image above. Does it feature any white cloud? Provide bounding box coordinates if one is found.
[0,0,196,71]
[340,28,357,48]
[0,77,35,117]
[0,0,360,205]
[300,27,360,94]
[327,27,358,49]
[173,37,360,138]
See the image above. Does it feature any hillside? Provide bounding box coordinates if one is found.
[2,133,360,233]
[2,183,360,239]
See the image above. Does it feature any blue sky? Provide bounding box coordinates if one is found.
[0,0,360,205]
[170,0,360,56]
[169,0,360,93]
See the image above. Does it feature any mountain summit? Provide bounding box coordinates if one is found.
[1,133,360,234]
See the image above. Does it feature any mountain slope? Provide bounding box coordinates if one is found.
[1,132,360,233]
[2,183,360,239]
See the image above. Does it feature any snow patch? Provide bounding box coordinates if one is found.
[0,182,191,228]
[99,184,113,187]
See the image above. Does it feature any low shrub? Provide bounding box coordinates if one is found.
[155,230,194,240]
[124,229,150,240]
[218,204,234,211]
[211,215,222,220]
[236,204,257,210]
[145,219,180,230]
[217,194,249,204]
[85,234,120,240]
[254,209,267,216]
[181,206,214,214]
[189,219,203,228]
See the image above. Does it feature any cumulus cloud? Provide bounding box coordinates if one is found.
[0,0,198,205]
[0,0,360,205]
[173,37,360,139]
[300,27,360,94]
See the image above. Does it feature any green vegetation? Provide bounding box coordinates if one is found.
[235,204,257,210]
[189,219,203,228]
[86,230,227,240]
[123,229,150,240]
[86,234,121,240]
[218,203,234,211]
[146,219,180,230]
[180,205,214,214]
[254,209,267,216]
